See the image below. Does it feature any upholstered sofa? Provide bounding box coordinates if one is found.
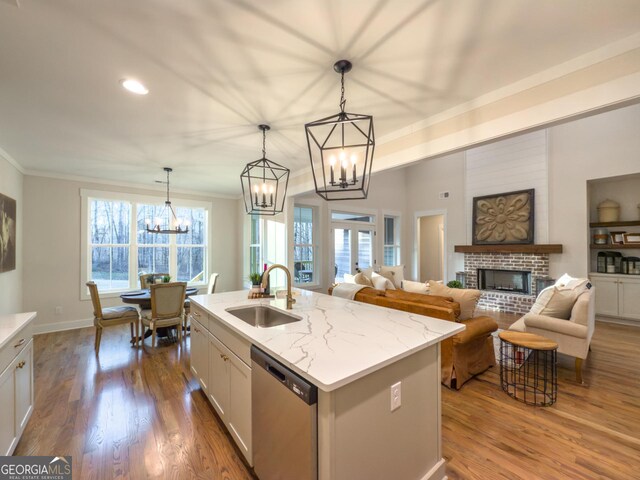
[328,286,499,389]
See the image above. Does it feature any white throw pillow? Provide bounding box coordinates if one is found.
[379,265,405,289]
[402,280,430,294]
[343,273,356,284]
[555,273,575,287]
[359,267,374,280]
[530,285,582,319]
[372,272,396,291]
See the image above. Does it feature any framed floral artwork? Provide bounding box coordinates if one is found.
[472,189,535,245]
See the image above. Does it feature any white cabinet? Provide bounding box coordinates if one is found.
[590,274,640,321]
[190,318,209,392]
[0,313,35,456]
[189,303,252,465]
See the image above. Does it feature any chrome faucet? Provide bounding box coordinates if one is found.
[261,264,296,310]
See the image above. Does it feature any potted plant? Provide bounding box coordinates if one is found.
[447,280,463,289]
[249,272,262,293]
[162,275,171,283]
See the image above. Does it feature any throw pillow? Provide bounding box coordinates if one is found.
[530,285,583,319]
[428,280,480,320]
[343,273,356,284]
[379,265,405,289]
[402,280,430,294]
[372,272,396,291]
[353,272,373,287]
[359,267,375,280]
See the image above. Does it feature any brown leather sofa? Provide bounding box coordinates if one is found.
[329,286,498,389]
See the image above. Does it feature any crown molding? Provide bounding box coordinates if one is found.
[0,146,25,174]
[22,168,242,200]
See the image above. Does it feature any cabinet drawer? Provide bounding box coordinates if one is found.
[190,305,209,331]
[209,315,251,366]
[0,323,33,375]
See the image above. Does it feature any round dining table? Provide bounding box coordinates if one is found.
[120,287,199,342]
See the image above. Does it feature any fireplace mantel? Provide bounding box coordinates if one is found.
[454,244,563,254]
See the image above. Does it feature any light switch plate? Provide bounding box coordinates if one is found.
[390,381,401,411]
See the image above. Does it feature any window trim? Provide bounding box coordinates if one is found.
[293,204,319,288]
[383,212,402,266]
[80,189,211,300]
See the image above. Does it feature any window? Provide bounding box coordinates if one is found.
[90,199,131,290]
[248,215,287,288]
[83,191,209,296]
[249,215,262,277]
[383,215,400,266]
[293,206,315,284]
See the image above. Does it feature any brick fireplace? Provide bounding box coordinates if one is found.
[463,252,550,315]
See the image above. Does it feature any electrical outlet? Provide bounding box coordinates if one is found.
[390,381,402,411]
[55,306,63,315]
[439,191,450,199]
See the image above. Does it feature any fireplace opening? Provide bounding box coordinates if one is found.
[477,268,532,295]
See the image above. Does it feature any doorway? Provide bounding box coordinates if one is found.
[331,211,376,283]
[417,213,445,282]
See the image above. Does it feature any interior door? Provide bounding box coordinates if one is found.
[332,225,375,282]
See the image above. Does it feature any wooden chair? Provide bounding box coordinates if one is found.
[207,273,219,294]
[141,282,187,348]
[183,273,219,333]
[86,281,140,354]
[139,273,169,289]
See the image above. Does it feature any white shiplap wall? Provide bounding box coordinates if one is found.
[465,130,548,243]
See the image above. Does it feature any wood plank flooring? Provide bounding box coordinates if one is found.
[15,316,640,479]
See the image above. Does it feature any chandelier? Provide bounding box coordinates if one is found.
[240,124,290,216]
[305,60,375,201]
[145,167,189,234]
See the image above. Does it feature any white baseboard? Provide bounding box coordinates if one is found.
[34,317,93,335]
[596,317,640,327]
[420,458,447,480]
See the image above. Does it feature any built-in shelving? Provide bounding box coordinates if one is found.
[590,244,640,250]
[589,220,640,228]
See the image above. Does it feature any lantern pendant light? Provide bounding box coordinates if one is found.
[305,60,375,201]
[145,167,189,234]
[240,125,290,216]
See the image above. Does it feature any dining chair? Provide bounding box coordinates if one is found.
[141,282,187,348]
[86,281,140,354]
[139,273,169,289]
[207,273,219,294]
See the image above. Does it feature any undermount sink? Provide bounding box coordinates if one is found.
[225,305,302,328]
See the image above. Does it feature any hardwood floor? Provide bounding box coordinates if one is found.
[15,317,640,479]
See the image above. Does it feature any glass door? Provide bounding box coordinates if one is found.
[332,222,376,283]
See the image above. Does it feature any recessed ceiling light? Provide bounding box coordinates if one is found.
[120,78,149,95]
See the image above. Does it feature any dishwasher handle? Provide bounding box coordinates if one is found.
[251,345,318,405]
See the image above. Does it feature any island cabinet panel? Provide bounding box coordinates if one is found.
[192,313,253,466]
[318,345,445,480]
[190,319,209,392]
[207,333,230,418]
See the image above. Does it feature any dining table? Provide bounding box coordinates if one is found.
[120,287,199,342]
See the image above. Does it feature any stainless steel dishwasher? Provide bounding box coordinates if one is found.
[251,345,318,480]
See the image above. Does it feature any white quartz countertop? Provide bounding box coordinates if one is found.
[191,289,464,392]
[0,312,37,350]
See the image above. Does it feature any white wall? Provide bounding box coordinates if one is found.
[548,103,640,277]
[405,151,467,282]
[0,155,23,315]
[419,215,444,282]
[22,175,240,331]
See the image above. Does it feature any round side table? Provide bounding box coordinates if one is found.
[498,331,558,406]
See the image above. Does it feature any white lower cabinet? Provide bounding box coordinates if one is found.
[190,318,209,392]
[0,336,34,456]
[591,274,640,321]
[190,307,252,465]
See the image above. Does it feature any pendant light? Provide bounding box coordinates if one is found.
[145,167,189,234]
[240,124,290,216]
[305,60,375,201]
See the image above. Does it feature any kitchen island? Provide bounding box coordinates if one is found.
[190,289,464,480]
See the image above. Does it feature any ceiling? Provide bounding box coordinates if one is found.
[1,0,639,195]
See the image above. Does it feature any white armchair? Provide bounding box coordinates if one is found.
[509,287,595,383]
